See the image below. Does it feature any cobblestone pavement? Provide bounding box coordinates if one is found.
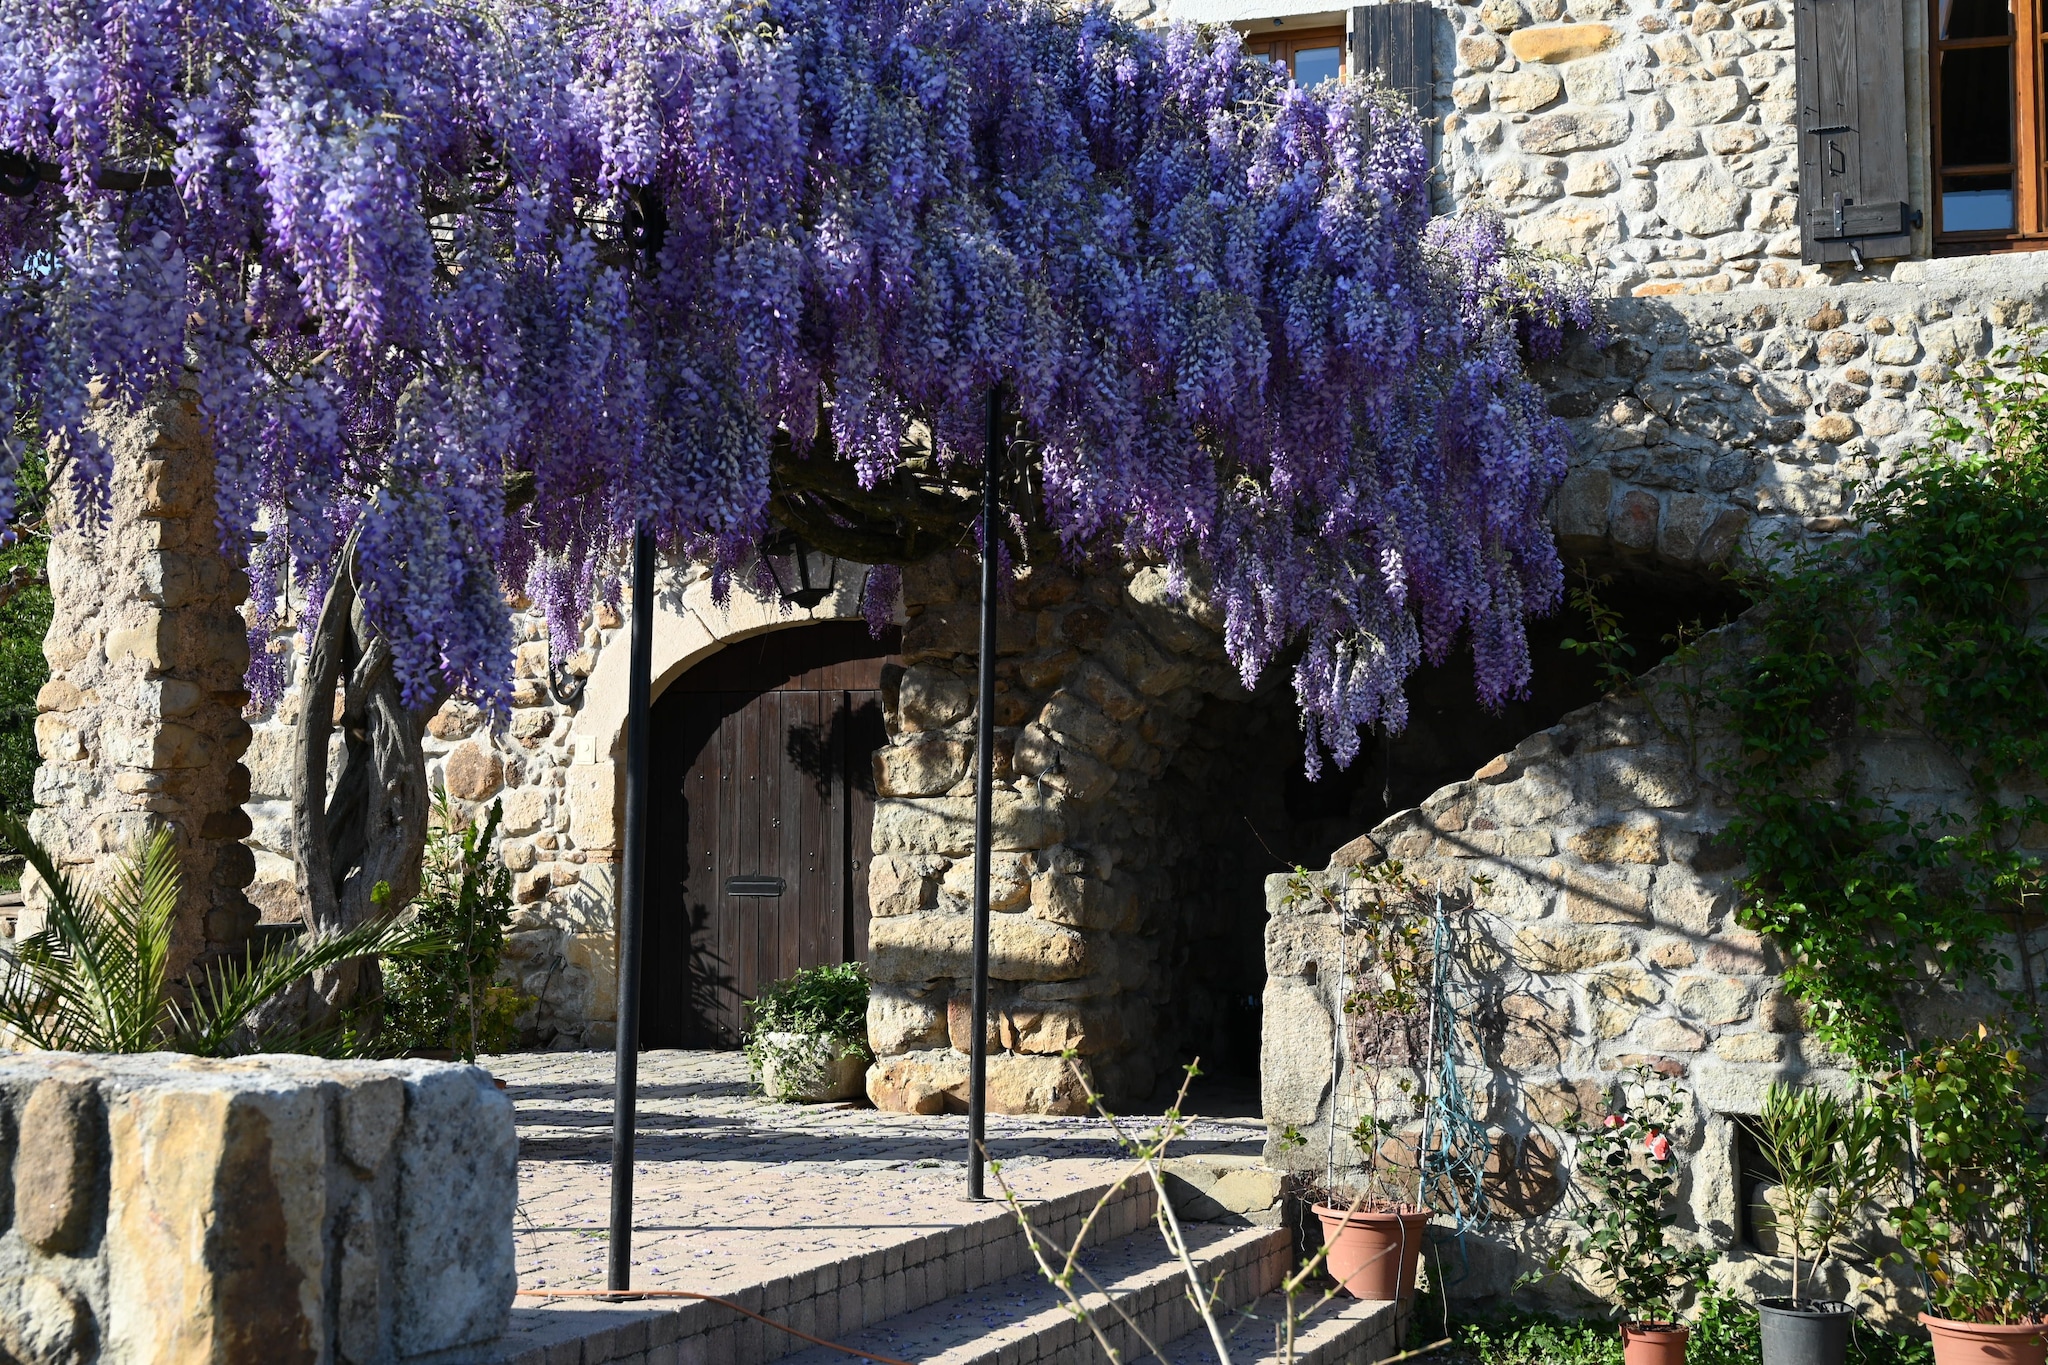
[491,1049,1267,1295]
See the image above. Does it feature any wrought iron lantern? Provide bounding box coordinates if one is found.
[762,529,837,608]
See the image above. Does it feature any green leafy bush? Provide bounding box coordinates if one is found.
[0,816,443,1054]
[1750,1082,1897,1303]
[1881,1031,2048,1324]
[0,440,51,833]
[1719,338,2048,1063]
[743,961,871,1095]
[1560,1069,1715,1324]
[378,795,529,1060]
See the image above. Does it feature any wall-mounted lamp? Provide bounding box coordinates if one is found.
[762,530,838,608]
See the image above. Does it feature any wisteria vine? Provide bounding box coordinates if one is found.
[0,0,1591,771]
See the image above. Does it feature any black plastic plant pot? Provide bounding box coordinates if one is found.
[1758,1297,1854,1365]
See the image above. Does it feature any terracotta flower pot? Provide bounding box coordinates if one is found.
[1621,1321,1689,1365]
[1920,1313,2048,1365]
[1311,1205,1429,1300]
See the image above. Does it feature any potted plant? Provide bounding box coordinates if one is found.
[743,962,873,1103]
[1883,1030,2048,1365]
[1299,860,1434,1301]
[1564,1069,1716,1365]
[1311,1114,1433,1301]
[1748,1081,1896,1365]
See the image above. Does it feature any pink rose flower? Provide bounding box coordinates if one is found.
[1604,1114,1623,1129]
[1648,1132,1671,1162]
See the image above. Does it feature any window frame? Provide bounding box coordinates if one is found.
[1930,0,2048,252]
[1240,25,1350,87]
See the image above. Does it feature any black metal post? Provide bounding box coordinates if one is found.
[608,521,656,1292]
[967,387,1001,1201]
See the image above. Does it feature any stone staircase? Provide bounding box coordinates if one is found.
[485,1164,1406,1365]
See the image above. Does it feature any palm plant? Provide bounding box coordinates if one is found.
[0,815,445,1056]
[1752,1081,1896,1305]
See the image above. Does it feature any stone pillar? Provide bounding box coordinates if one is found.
[29,396,258,975]
[862,556,1241,1114]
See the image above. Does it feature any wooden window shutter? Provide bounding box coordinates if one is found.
[1794,0,1917,262]
[1351,4,1435,121]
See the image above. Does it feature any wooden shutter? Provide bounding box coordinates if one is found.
[1794,0,1916,262]
[1351,4,1434,118]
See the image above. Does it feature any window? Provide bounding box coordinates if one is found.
[1242,27,1348,87]
[1932,0,2048,248]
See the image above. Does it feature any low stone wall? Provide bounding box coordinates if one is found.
[1257,619,2007,1319]
[0,1053,517,1365]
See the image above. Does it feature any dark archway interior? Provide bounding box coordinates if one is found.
[1150,568,1748,1105]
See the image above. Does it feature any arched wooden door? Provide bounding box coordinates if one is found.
[641,622,900,1049]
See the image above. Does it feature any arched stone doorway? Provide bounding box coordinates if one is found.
[640,621,901,1047]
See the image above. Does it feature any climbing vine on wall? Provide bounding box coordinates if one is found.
[1719,340,2048,1066]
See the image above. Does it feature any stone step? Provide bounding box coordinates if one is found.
[1161,1292,1407,1365]
[775,1222,1290,1365]
[482,1174,1163,1364]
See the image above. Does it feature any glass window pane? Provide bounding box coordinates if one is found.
[1294,45,1342,87]
[1942,0,2012,40]
[1943,174,2016,230]
[1941,46,2014,166]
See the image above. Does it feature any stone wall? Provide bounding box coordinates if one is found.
[0,1052,516,1365]
[240,557,883,1048]
[31,396,258,978]
[1257,620,2021,1320]
[860,556,1249,1113]
[1537,257,2048,578]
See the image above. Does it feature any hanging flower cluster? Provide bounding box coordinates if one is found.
[0,0,1590,769]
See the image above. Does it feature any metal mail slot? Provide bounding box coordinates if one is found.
[725,875,785,897]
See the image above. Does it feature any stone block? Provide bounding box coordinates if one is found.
[1512,925,1630,974]
[868,985,949,1054]
[1651,871,1730,935]
[1589,966,1664,1039]
[1589,748,1697,809]
[1713,1032,1786,1063]
[443,743,504,802]
[870,793,1065,857]
[1160,1156,1284,1224]
[1554,861,1653,924]
[1552,468,1612,542]
[897,666,974,731]
[939,853,1034,912]
[874,735,973,798]
[1567,818,1663,864]
[1508,22,1618,60]
[16,1080,101,1253]
[1260,982,1333,1125]
[867,912,1089,983]
[0,1054,519,1365]
[497,785,550,838]
[1520,108,1631,154]
[869,854,944,918]
[565,762,619,853]
[1676,976,1753,1026]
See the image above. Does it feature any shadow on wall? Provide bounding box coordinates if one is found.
[1148,566,1746,1099]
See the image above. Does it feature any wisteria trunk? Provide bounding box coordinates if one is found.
[288,532,448,1031]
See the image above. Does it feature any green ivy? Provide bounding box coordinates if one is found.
[0,439,50,830]
[1718,341,2048,1065]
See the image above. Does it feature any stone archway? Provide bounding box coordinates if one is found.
[856,552,1747,1116]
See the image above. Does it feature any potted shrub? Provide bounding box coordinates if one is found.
[1883,1030,2048,1365]
[1748,1081,1896,1365]
[1299,860,1434,1302]
[1564,1069,1716,1365]
[743,962,872,1103]
[1312,1114,1432,1301]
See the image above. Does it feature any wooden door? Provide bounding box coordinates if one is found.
[641,622,898,1049]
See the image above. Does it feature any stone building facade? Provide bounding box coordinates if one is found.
[24,0,2048,1321]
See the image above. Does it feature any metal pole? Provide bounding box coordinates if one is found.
[608,521,655,1292]
[967,386,1001,1201]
